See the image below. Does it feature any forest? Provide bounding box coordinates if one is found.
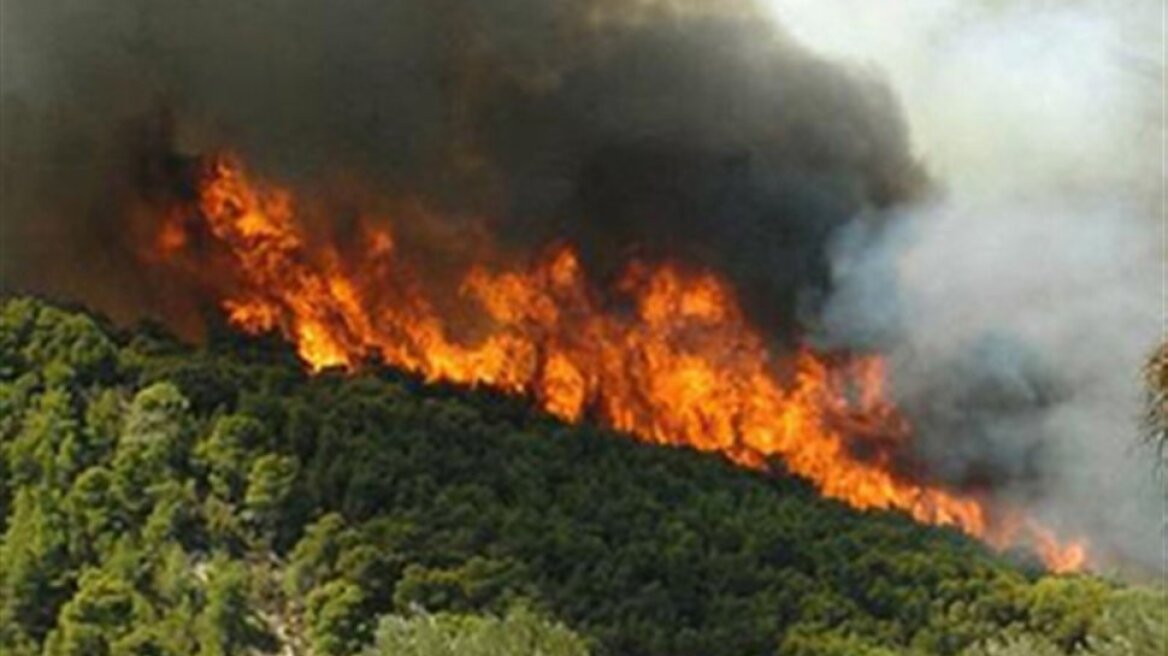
[0,296,1163,655]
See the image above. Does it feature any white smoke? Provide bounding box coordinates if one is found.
[765,0,1164,574]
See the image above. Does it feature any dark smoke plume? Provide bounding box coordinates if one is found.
[0,0,922,342]
[6,0,1158,574]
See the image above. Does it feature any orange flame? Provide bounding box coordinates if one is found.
[155,154,1086,572]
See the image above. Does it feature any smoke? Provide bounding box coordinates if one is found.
[0,0,922,341]
[2,0,1161,572]
[768,0,1163,573]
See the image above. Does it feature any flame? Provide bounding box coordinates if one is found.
[1030,527,1087,574]
[154,154,1087,571]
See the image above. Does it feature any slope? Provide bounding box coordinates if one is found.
[0,297,1161,655]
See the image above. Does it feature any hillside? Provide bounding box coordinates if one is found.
[0,297,1162,656]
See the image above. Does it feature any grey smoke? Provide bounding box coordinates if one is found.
[2,0,1161,574]
[784,0,1164,574]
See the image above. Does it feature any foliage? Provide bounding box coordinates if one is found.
[363,606,591,656]
[306,580,370,656]
[0,297,1162,656]
[1145,342,1167,467]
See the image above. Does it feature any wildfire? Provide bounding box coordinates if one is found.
[154,154,1086,573]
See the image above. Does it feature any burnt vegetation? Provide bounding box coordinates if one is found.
[0,296,1163,656]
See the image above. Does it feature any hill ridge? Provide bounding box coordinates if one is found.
[0,296,1161,655]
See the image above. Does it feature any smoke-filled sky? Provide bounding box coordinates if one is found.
[767,0,1163,572]
[1,0,1163,573]
[0,0,923,338]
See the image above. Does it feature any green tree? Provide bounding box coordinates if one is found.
[283,513,349,598]
[243,453,299,542]
[0,487,72,646]
[8,388,83,488]
[113,383,192,519]
[960,634,1062,656]
[1024,577,1109,651]
[196,558,268,656]
[305,580,370,656]
[43,569,142,656]
[64,466,123,562]
[17,302,116,384]
[195,415,267,504]
[363,606,591,656]
[392,557,530,614]
[1084,588,1167,655]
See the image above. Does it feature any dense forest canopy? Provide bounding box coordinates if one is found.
[0,296,1163,655]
